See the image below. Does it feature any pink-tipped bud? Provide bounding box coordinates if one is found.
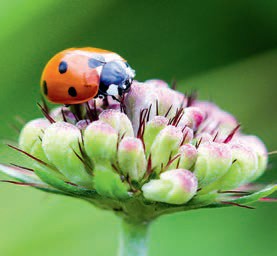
[181,126,194,144]
[178,107,205,131]
[178,144,198,169]
[50,107,76,124]
[215,143,258,190]
[143,116,169,155]
[84,120,118,163]
[142,169,198,204]
[150,125,183,173]
[193,142,232,187]
[237,135,268,180]
[99,109,134,137]
[118,137,147,181]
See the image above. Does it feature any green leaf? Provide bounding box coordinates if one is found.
[34,165,99,198]
[0,163,63,195]
[228,185,277,204]
[207,184,277,208]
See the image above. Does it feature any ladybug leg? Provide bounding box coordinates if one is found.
[111,95,121,103]
[102,96,109,108]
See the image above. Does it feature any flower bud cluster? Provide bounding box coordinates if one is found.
[1,79,271,220]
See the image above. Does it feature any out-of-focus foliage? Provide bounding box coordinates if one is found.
[0,1,276,255]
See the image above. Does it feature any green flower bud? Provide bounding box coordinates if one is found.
[193,142,232,187]
[238,135,268,181]
[143,116,168,155]
[142,169,198,204]
[118,137,147,181]
[19,118,50,162]
[42,122,92,187]
[150,125,183,173]
[93,165,130,200]
[84,120,118,164]
[215,143,258,190]
[99,110,134,137]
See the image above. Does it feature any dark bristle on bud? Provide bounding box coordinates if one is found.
[37,102,55,123]
[0,180,39,187]
[165,154,181,169]
[137,107,152,149]
[164,105,173,118]
[61,108,68,122]
[86,101,99,122]
[7,144,49,166]
[186,91,198,107]
[10,163,34,172]
[169,108,184,127]
[180,130,189,146]
[195,137,203,148]
[221,201,255,209]
[171,79,177,90]
[223,124,240,143]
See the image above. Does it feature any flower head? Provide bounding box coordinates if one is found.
[1,79,275,222]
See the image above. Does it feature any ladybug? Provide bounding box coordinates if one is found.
[41,47,135,104]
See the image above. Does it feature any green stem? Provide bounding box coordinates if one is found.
[69,104,85,120]
[118,219,150,256]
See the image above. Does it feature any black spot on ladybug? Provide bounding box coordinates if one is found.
[88,58,104,68]
[59,61,68,74]
[43,80,48,95]
[68,87,77,97]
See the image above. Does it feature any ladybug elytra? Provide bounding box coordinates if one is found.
[41,47,135,104]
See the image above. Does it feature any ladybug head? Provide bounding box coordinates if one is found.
[41,49,101,105]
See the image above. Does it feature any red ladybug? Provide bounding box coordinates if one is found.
[41,47,135,104]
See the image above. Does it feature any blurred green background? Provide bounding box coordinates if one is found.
[0,1,277,255]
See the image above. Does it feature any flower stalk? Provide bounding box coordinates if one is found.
[118,219,150,256]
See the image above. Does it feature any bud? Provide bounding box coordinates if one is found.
[76,119,91,130]
[150,125,183,173]
[238,135,268,181]
[142,169,198,204]
[84,121,118,163]
[125,81,185,133]
[144,79,169,88]
[215,143,258,190]
[50,107,76,124]
[118,137,147,181]
[99,109,134,137]
[125,82,158,133]
[178,144,197,169]
[180,126,194,144]
[42,122,93,187]
[155,87,185,118]
[143,116,168,155]
[93,165,130,200]
[181,107,205,130]
[193,142,232,187]
[195,101,238,137]
[19,118,50,161]
[194,133,213,144]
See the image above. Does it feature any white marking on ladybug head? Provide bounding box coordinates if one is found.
[106,84,119,96]
[126,66,135,78]
[96,65,104,75]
